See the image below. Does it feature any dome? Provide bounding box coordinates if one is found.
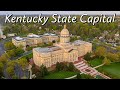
[60,25,69,36]
[60,25,70,43]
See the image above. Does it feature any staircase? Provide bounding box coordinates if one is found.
[74,59,111,79]
[74,59,98,77]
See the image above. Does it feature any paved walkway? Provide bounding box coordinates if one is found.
[93,63,105,69]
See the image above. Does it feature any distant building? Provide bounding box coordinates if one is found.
[12,33,59,47]
[0,25,6,39]
[0,27,3,38]
[33,25,92,67]
[7,33,17,37]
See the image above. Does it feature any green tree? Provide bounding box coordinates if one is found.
[35,71,43,79]
[39,65,49,77]
[4,42,16,50]
[76,73,81,79]
[26,46,33,51]
[7,49,16,58]
[17,58,28,69]
[0,53,8,64]
[84,52,92,61]
[7,61,16,67]
[43,66,49,75]
[6,66,15,77]
[35,65,49,79]
[56,62,61,71]
[81,74,94,79]
[68,62,75,71]
[15,48,24,56]
[0,62,4,78]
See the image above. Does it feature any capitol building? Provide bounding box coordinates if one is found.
[33,25,92,67]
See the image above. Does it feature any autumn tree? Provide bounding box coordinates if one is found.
[103,57,111,65]
[95,46,107,58]
[107,53,119,62]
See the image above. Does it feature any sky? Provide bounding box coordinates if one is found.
[0,11,120,15]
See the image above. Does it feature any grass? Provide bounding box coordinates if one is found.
[44,71,78,79]
[89,58,120,78]
[89,58,103,67]
[97,63,120,79]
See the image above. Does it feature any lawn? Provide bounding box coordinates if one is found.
[89,58,103,67]
[44,71,78,79]
[97,63,120,79]
[89,58,120,79]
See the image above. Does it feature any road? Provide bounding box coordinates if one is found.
[0,37,12,56]
[0,41,5,56]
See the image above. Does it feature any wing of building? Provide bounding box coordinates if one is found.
[12,33,59,47]
[33,25,92,67]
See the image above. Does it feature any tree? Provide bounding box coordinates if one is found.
[0,62,4,78]
[7,49,16,58]
[103,57,111,65]
[117,52,120,61]
[39,65,49,77]
[35,65,49,79]
[26,46,33,51]
[17,58,28,70]
[35,71,43,79]
[7,61,16,67]
[95,46,107,58]
[4,41,16,50]
[68,62,75,71]
[15,48,24,56]
[0,53,8,64]
[81,74,94,79]
[31,64,39,74]
[84,52,92,61]
[6,66,15,77]
[43,66,49,75]
[116,46,120,51]
[76,73,81,79]
[107,53,119,62]
[56,62,61,71]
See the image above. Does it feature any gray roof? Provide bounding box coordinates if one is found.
[73,40,87,45]
[34,46,61,53]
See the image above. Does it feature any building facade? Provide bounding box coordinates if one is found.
[12,33,59,47]
[33,25,92,67]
